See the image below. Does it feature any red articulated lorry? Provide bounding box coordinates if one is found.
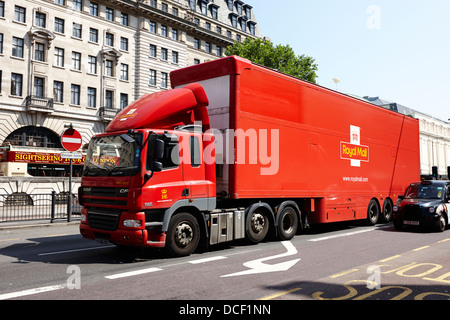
[79,56,420,256]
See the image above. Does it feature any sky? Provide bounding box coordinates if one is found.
[245,0,450,122]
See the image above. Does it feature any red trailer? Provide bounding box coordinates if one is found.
[79,56,420,256]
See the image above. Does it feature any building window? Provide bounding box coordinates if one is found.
[105,7,114,21]
[120,37,128,51]
[149,69,156,86]
[149,44,157,58]
[54,18,65,34]
[73,0,82,11]
[34,43,46,62]
[216,46,222,57]
[172,51,178,64]
[161,72,168,88]
[89,28,98,43]
[121,12,129,26]
[71,84,80,105]
[194,59,200,65]
[200,1,207,15]
[0,33,3,54]
[87,87,96,108]
[205,42,211,53]
[227,0,233,11]
[105,60,114,77]
[172,29,178,41]
[120,93,128,110]
[73,23,82,38]
[205,22,211,30]
[53,81,64,103]
[54,47,64,67]
[211,6,218,20]
[12,37,24,58]
[161,25,167,37]
[161,48,168,61]
[11,73,23,96]
[161,3,168,12]
[172,8,179,16]
[35,12,46,28]
[0,1,4,17]
[120,64,128,81]
[90,2,98,16]
[150,21,156,33]
[88,55,97,74]
[189,0,196,11]
[150,0,157,8]
[55,0,65,6]
[194,38,200,49]
[33,77,44,97]
[14,6,26,23]
[72,52,81,70]
[105,33,114,46]
[105,90,114,109]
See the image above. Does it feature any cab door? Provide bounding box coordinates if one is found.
[181,132,208,199]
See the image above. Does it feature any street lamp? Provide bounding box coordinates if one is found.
[333,78,340,91]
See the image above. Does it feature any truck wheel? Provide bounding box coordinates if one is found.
[366,200,380,226]
[246,208,270,243]
[277,206,299,241]
[165,212,200,257]
[380,199,393,223]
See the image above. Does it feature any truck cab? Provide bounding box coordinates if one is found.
[79,84,217,256]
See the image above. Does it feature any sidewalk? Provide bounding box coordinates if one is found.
[0,219,80,230]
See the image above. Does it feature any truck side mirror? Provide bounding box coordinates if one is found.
[155,139,164,159]
[152,161,163,172]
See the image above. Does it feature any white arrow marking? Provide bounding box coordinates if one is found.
[221,241,300,278]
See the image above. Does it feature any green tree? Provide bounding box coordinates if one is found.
[225,38,318,84]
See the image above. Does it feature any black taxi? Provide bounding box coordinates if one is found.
[393,180,450,232]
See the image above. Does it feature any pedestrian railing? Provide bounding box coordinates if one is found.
[0,192,80,223]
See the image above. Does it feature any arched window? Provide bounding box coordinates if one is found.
[3,126,62,149]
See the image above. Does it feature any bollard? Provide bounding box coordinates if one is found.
[51,191,56,223]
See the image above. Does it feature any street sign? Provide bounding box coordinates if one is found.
[61,152,83,160]
[61,129,82,152]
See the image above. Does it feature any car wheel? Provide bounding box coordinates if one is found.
[436,215,447,233]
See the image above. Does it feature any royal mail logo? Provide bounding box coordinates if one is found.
[341,125,370,167]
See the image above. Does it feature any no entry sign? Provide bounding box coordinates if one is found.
[61,129,82,152]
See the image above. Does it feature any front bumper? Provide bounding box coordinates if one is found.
[79,210,166,248]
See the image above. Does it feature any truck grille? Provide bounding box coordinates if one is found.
[88,209,122,231]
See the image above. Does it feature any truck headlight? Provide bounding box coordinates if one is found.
[123,219,142,228]
[429,207,435,214]
[393,206,399,212]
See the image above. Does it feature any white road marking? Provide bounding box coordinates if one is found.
[105,267,162,280]
[0,284,66,300]
[188,256,227,264]
[38,245,115,256]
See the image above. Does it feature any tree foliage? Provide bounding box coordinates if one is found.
[225,38,318,84]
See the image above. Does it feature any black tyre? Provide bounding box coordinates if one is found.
[436,215,447,233]
[381,199,393,223]
[367,199,380,226]
[246,208,270,243]
[165,213,200,257]
[277,206,299,241]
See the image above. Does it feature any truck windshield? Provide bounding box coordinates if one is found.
[83,133,142,177]
[405,184,445,200]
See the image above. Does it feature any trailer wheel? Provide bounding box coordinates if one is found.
[246,208,270,243]
[277,206,299,241]
[165,212,200,257]
[367,200,380,225]
[380,199,393,223]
